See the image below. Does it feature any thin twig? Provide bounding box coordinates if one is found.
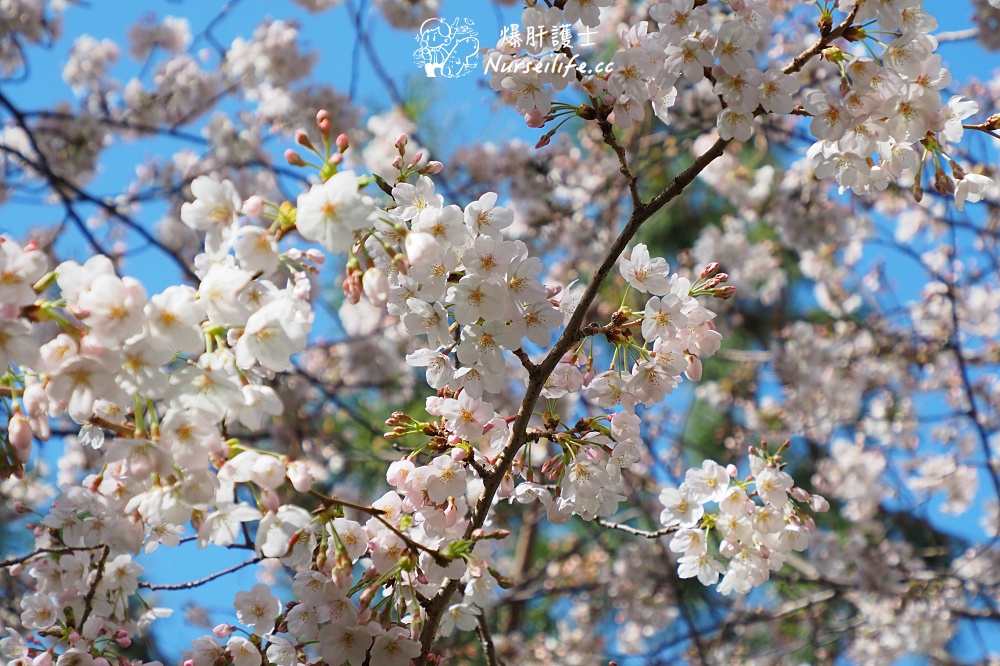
[0,545,102,569]
[138,557,261,590]
[596,518,678,539]
[598,116,641,208]
[309,489,449,564]
[476,611,500,666]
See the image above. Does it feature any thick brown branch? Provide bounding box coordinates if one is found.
[79,545,110,629]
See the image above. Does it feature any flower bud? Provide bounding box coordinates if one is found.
[317,110,332,138]
[260,488,281,513]
[809,494,830,513]
[788,486,810,502]
[287,460,314,493]
[342,270,363,305]
[295,130,314,150]
[214,623,235,638]
[336,133,350,152]
[700,262,720,278]
[395,133,408,154]
[423,160,444,174]
[242,195,264,218]
[284,149,306,167]
[362,266,390,307]
[392,155,404,170]
[9,414,32,463]
[524,107,546,128]
[712,285,736,299]
[22,381,46,417]
[684,354,703,381]
[498,472,515,499]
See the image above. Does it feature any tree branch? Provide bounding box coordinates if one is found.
[138,557,260,591]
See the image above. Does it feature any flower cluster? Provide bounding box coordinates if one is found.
[661,445,827,595]
[484,0,996,209]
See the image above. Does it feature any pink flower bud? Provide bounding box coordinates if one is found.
[9,413,32,463]
[242,195,264,218]
[409,152,424,168]
[392,155,404,170]
[713,285,736,299]
[809,494,830,513]
[287,460,314,493]
[498,472,514,499]
[260,488,281,513]
[726,464,738,477]
[23,381,46,417]
[700,262,720,278]
[424,161,444,174]
[684,355,703,381]
[788,487,810,502]
[68,631,80,644]
[395,133,408,153]
[329,152,344,166]
[295,129,314,150]
[443,500,459,527]
[317,110,332,138]
[336,133,350,152]
[305,249,326,265]
[284,149,306,167]
[213,623,235,638]
[342,271,363,305]
[524,107,546,128]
